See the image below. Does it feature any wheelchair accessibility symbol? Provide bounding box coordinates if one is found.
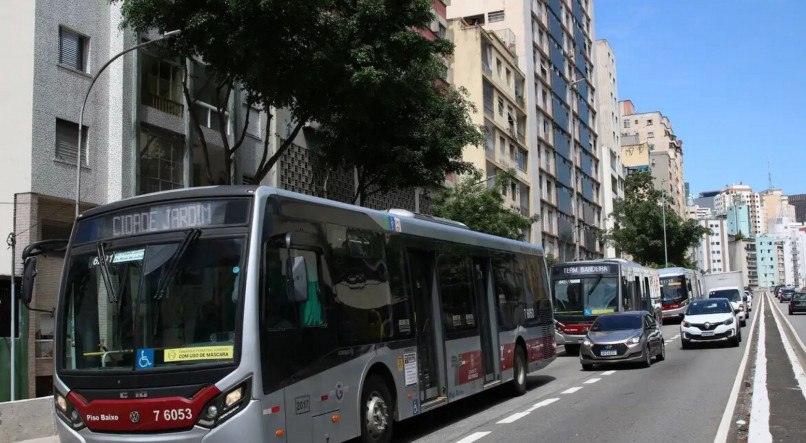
[136,348,154,369]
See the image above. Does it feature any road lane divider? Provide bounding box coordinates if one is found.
[496,411,530,424]
[748,295,772,442]
[768,293,806,356]
[714,291,763,443]
[583,378,600,384]
[455,431,491,443]
[525,397,559,412]
[768,295,806,401]
[562,387,583,394]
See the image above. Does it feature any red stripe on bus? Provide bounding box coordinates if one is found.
[456,350,483,385]
[500,343,516,371]
[67,385,220,432]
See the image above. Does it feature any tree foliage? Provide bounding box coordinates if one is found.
[117,0,481,194]
[431,169,538,240]
[601,171,709,268]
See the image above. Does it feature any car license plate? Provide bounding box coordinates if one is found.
[701,331,714,337]
[600,350,618,356]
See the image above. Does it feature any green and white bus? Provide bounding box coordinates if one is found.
[29,186,556,442]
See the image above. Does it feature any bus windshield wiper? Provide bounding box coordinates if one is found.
[153,229,201,300]
[96,242,118,303]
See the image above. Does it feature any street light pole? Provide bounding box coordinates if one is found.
[661,184,669,267]
[75,30,181,218]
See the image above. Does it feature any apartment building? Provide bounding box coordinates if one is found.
[450,20,532,236]
[789,193,806,223]
[756,235,780,287]
[693,218,730,274]
[714,184,764,237]
[686,205,712,221]
[592,39,624,258]
[693,190,720,211]
[448,0,602,262]
[726,203,752,237]
[729,237,758,288]
[618,100,685,216]
[761,188,797,232]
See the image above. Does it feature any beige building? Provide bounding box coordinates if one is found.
[619,100,685,216]
[593,40,624,258]
[450,19,532,237]
[714,184,765,237]
[761,188,797,231]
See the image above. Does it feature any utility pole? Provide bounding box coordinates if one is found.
[7,231,15,401]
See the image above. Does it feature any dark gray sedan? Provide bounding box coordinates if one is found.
[580,311,665,370]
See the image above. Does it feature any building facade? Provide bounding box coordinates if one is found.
[789,193,806,223]
[761,188,797,232]
[693,218,730,274]
[727,203,752,237]
[592,39,624,257]
[693,190,720,211]
[450,20,532,235]
[756,235,780,287]
[618,99,685,216]
[448,0,602,262]
[729,237,758,288]
[714,184,764,237]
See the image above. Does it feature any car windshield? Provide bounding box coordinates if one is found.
[687,300,731,315]
[793,292,806,301]
[709,289,740,302]
[60,236,244,372]
[660,275,688,303]
[552,276,619,317]
[590,315,642,332]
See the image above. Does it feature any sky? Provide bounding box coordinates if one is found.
[595,0,806,198]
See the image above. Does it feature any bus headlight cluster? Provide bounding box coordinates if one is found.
[197,377,251,429]
[54,392,85,430]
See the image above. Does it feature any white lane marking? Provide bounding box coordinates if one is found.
[455,431,491,443]
[525,397,560,412]
[562,387,583,394]
[601,370,616,375]
[583,378,601,384]
[665,340,673,344]
[496,411,530,424]
[672,334,680,339]
[715,292,763,443]
[769,293,806,355]
[769,296,806,401]
[748,294,772,442]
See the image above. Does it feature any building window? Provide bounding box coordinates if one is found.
[55,118,88,165]
[624,120,630,128]
[138,125,185,194]
[488,10,505,23]
[141,53,184,117]
[59,26,88,72]
[498,96,504,116]
[647,131,654,138]
[245,105,262,138]
[647,119,653,125]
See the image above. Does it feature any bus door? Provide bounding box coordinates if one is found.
[472,257,498,384]
[407,249,445,404]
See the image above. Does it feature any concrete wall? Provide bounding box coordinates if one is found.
[0,396,56,443]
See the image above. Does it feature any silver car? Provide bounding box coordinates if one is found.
[580,311,665,370]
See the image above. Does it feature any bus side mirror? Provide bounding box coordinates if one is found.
[20,257,37,305]
[286,256,308,303]
[678,313,685,318]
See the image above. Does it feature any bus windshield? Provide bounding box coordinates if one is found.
[59,235,245,372]
[660,275,688,304]
[552,276,619,317]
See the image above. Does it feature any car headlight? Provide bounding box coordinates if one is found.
[582,338,591,346]
[681,320,690,327]
[723,317,734,325]
[626,336,641,345]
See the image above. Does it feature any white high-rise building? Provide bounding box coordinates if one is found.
[714,184,765,237]
[593,39,624,258]
[692,218,731,273]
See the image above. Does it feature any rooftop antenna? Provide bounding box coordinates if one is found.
[768,161,773,190]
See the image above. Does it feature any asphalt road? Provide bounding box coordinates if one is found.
[393,310,757,443]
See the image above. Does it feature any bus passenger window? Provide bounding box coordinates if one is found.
[438,251,477,334]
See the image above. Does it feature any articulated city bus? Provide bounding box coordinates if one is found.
[550,259,661,353]
[658,267,703,320]
[26,186,555,442]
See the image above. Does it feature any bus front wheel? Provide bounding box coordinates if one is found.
[360,375,394,443]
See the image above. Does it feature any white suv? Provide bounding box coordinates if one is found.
[680,298,741,348]
[707,287,746,327]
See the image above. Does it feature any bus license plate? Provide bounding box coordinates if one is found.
[600,350,617,356]
[701,331,714,337]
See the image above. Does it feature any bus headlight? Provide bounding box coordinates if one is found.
[197,377,252,429]
[54,392,85,430]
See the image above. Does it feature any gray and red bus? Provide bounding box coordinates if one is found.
[26,186,555,442]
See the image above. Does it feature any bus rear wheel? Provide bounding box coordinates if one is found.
[360,375,394,443]
[510,346,528,396]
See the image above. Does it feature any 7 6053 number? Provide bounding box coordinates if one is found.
[152,408,193,422]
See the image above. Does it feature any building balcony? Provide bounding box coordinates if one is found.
[143,92,184,117]
[36,339,54,359]
[493,29,517,57]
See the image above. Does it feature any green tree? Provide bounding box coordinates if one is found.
[117,0,480,194]
[601,171,708,268]
[431,169,538,240]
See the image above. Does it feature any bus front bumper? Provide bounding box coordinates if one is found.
[57,399,263,443]
[662,305,687,319]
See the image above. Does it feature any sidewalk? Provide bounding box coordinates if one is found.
[15,437,58,443]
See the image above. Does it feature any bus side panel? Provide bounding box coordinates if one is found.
[373,345,421,422]
[498,329,518,383]
[444,335,484,401]
[524,324,556,373]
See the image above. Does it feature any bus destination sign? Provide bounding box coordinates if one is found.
[553,264,618,276]
[75,199,250,243]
